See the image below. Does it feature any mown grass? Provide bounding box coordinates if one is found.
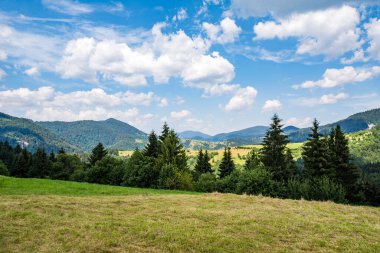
[0,176,198,196]
[0,177,379,252]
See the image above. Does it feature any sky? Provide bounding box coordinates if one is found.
[0,0,379,135]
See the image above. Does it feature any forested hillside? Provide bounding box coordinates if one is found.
[38,118,147,151]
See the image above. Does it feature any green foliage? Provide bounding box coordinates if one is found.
[51,153,83,180]
[0,160,9,176]
[88,143,108,166]
[87,156,126,185]
[195,173,217,192]
[28,148,52,178]
[194,149,212,179]
[236,167,274,196]
[219,147,235,178]
[302,119,333,178]
[158,164,193,190]
[260,114,294,181]
[143,131,159,158]
[123,150,159,188]
[244,149,262,170]
[216,170,240,193]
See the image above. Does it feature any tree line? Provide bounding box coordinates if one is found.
[0,115,379,206]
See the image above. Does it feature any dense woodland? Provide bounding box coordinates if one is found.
[0,115,379,206]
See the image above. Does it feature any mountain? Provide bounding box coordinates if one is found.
[0,112,79,152]
[181,108,380,145]
[37,118,147,151]
[0,112,148,152]
[179,131,211,140]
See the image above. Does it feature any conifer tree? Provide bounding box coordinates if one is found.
[244,149,262,170]
[302,119,333,178]
[219,147,235,178]
[329,125,359,189]
[159,129,187,171]
[159,122,170,142]
[144,131,159,158]
[284,148,297,177]
[29,148,51,178]
[12,149,31,177]
[195,149,212,175]
[260,114,290,181]
[89,143,108,166]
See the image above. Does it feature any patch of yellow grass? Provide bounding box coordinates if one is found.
[1,194,379,252]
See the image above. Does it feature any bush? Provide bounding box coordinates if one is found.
[0,160,9,176]
[195,173,217,192]
[87,156,126,185]
[236,167,274,196]
[157,164,194,190]
[216,170,240,193]
[123,152,159,188]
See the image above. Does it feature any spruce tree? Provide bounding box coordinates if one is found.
[260,114,290,181]
[284,148,297,178]
[329,125,359,189]
[29,148,51,178]
[89,143,108,166]
[159,129,187,171]
[244,149,262,170]
[159,122,170,142]
[144,131,159,158]
[12,149,31,177]
[195,149,212,175]
[219,147,235,178]
[302,119,333,178]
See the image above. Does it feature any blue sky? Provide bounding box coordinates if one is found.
[0,0,379,134]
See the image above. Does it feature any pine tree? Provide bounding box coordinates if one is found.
[89,143,108,166]
[244,149,262,170]
[219,147,235,178]
[159,122,170,142]
[144,131,159,158]
[195,149,212,175]
[29,148,51,178]
[12,149,31,177]
[302,119,333,178]
[260,114,290,181]
[159,130,187,171]
[284,148,297,178]
[329,125,359,189]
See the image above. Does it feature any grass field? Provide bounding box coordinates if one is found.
[1,176,380,252]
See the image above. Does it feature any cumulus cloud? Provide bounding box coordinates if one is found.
[203,17,242,44]
[57,23,234,88]
[171,110,191,119]
[0,50,7,61]
[365,18,380,61]
[204,83,240,96]
[295,92,349,107]
[224,86,257,112]
[158,98,169,107]
[262,99,282,112]
[340,49,369,64]
[0,87,156,122]
[319,92,349,104]
[293,66,380,89]
[253,5,361,58]
[286,117,313,128]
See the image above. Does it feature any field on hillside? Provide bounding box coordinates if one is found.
[1,176,380,252]
[120,143,304,166]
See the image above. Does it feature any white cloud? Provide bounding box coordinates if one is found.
[158,98,169,107]
[253,5,361,58]
[24,66,39,76]
[319,92,349,104]
[262,99,282,112]
[0,68,6,80]
[204,83,240,96]
[42,0,94,15]
[224,86,257,112]
[340,49,369,64]
[229,0,377,18]
[171,110,191,119]
[293,66,380,89]
[0,50,7,60]
[57,23,234,88]
[173,8,187,21]
[203,17,242,44]
[365,18,380,61]
[286,117,313,128]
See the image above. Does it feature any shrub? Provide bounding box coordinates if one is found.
[87,156,126,185]
[0,160,9,176]
[195,173,217,192]
[216,170,240,193]
[236,167,274,196]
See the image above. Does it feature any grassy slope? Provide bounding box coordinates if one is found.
[1,177,380,252]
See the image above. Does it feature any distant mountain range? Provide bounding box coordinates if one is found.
[0,108,379,152]
[180,108,380,145]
